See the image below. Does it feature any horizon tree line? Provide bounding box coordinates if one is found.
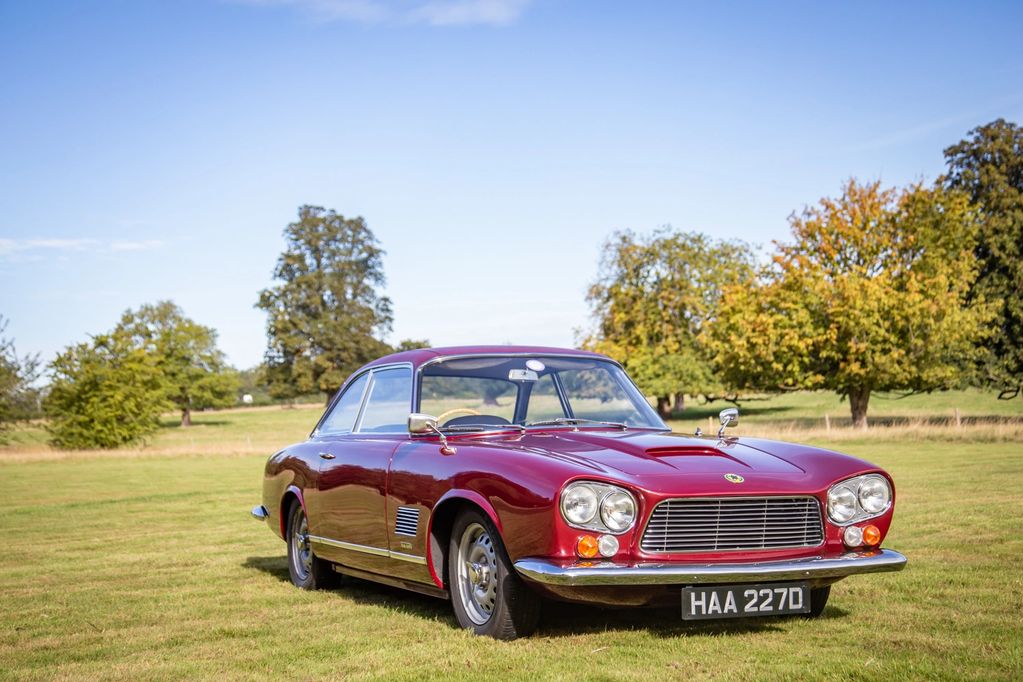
[1,118,1019,447]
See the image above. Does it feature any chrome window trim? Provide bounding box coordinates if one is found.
[638,495,826,554]
[312,361,414,437]
[352,363,414,435]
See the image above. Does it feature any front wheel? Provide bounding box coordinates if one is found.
[804,585,831,618]
[448,509,541,639]
[286,501,339,590]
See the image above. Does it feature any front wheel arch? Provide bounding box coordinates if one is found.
[429,494,503,590]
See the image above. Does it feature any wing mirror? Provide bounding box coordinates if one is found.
[718,407,739,438]
[408,413,439,435]
[408,413,455,454]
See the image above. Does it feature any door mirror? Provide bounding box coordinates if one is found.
[408,413,455,454]
[718,408,739,438]
[408,413,440,435]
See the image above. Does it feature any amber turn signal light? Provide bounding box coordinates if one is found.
[577,535,600,558]
[862,524,881,547]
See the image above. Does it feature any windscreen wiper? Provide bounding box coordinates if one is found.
[441,423,527,434]
[524,417,628,430]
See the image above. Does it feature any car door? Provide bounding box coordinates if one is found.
[310,365,413,571]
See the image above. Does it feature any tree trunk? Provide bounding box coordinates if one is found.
[672,393,685,415]
[181,407,192,427]
[656,396,671,419]
[849,387,870,429]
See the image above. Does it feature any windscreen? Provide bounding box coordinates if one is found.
[419,356,666,430]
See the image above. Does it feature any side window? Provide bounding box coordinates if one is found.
[358,367,413,433]
[319,373,369,435]
[525,374,566,422]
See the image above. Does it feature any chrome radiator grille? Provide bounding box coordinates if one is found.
[641,496,824,553]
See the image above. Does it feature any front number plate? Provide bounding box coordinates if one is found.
[681,582,810,620]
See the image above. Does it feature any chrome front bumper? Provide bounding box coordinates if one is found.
[514,549,907,586]
[251,505,269,521]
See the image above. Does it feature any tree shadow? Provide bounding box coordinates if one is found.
[242,556,848,639]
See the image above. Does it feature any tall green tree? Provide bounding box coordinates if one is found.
[708,180,993,427]
[45,331,168,449]
[257,205,393,400]
[586,229,757,417]
[0,316,41,441]
[944,119,1023,398]
[117,301,239,426]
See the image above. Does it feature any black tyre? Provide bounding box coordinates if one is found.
[448,509,541,639]
[804,585,831,618]
[286,500,339,590]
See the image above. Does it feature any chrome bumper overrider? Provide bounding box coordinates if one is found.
[251,505,269,521]
[514,549,907,586]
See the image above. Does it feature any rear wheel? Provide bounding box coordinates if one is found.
[804,585,831,618]
[448,509,541,639]
[286,500,339,590]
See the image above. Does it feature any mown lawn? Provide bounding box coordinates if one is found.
[1,395,1022,680]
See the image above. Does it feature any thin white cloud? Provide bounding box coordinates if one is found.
[233,0,532,26]
[0,238,164,259]
[110,239,165,252]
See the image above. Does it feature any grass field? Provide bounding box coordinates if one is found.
[1,391,1022,680]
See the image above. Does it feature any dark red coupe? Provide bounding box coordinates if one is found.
[252,346,906,639]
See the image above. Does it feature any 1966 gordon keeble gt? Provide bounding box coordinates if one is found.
[252,346,906,639]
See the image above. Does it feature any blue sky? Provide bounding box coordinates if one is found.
[2,0,1021,370]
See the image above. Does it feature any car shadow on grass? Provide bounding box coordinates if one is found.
[243,555,848,638]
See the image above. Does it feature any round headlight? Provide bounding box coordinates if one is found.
[858,476,891,514]
[562,484,598,525]
[827,485,857,523]
[600,490,636,532]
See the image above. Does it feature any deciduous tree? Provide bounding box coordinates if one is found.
[45,331,168,448]
[117,301,239,426]
[0,316,41,441]
[586,229,757,418]
[708,180,993,427]
[257,206,393,401]
[944,119,1023,398]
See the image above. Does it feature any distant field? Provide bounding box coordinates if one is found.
[1,389,1021,679]
[3,389,1020,461]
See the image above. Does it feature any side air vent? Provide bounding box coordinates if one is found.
[395,506,420,537]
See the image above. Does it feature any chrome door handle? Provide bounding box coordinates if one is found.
[319,452,335,460]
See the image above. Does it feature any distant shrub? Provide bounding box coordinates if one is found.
[44,333,168,449]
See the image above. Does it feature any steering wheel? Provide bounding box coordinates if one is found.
[437,407,481,425]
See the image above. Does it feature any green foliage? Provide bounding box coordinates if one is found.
[0,316,41,441]
[257,205,393,400]
[44,331,169,448]
[394,338,431,352]
[708,180,993,426]
[944,118,1023,399]
[116,301,239,425]
[585,228,757,415]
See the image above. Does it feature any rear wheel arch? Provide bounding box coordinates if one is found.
[280,489,305,539]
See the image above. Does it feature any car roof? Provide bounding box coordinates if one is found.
[361,345,610,371]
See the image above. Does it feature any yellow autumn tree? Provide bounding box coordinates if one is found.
[706,180,993,427]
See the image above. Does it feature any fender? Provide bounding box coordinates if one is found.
[426,488,504,588]
[279,484,307,538]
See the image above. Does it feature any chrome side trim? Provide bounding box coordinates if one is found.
[251,505,269,521]
[308,535,389,557]
[389,550,428,565]
[513,549,907,586]
[307,535,427,564]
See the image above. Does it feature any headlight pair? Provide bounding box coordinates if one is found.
[560,481,637,533]
[827,474,892,525]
